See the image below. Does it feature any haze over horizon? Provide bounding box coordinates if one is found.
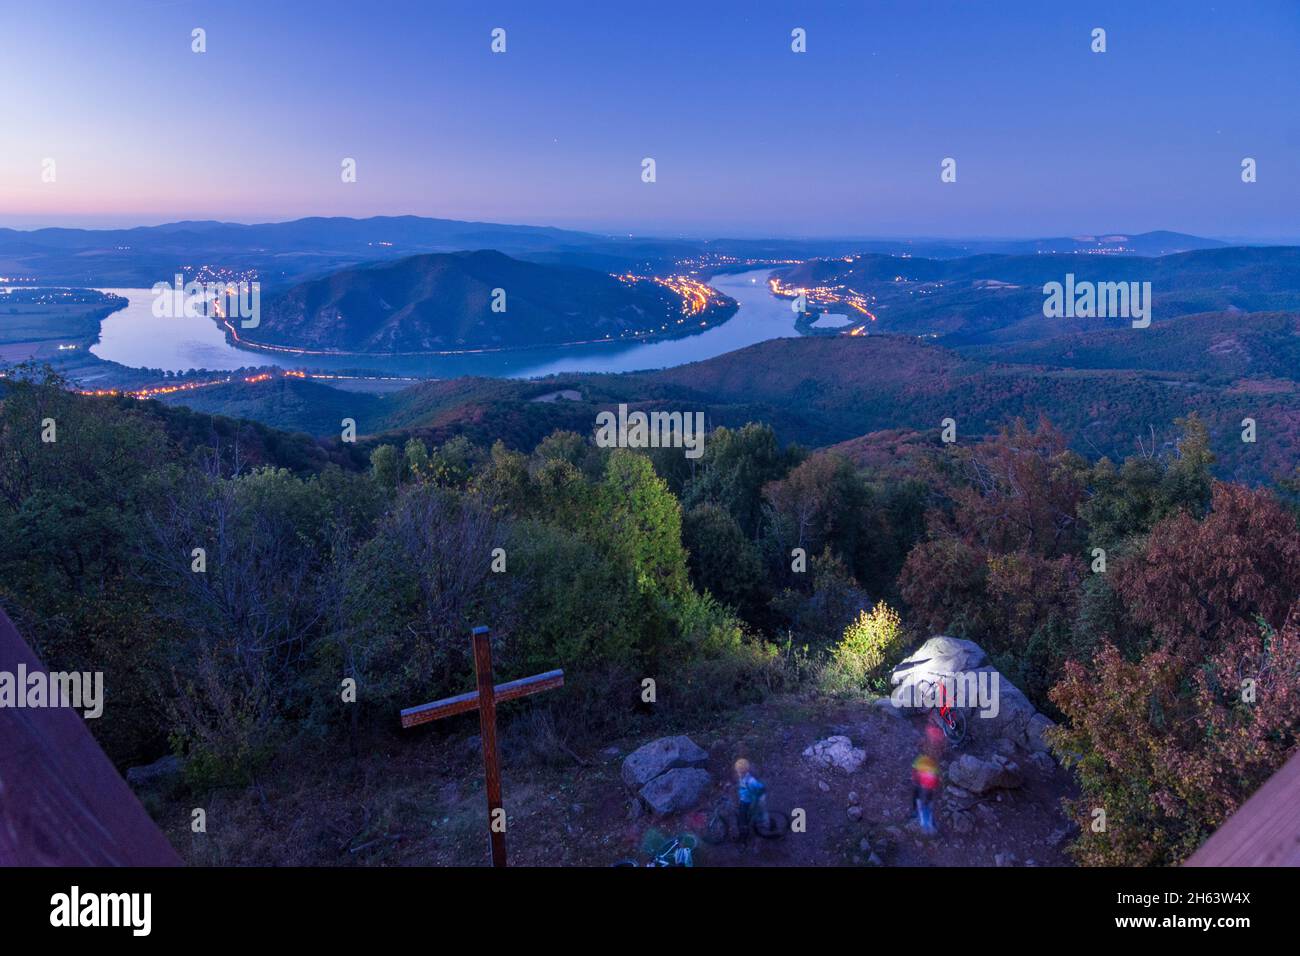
[4,0,1298,238]
[2,213,1291,246]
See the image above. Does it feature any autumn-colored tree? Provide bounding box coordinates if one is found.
[1114,482,1300,660]
[1050,484,1300,865]
[898,533,989,636]
[946,417,1086,558]
[763,451,871,576]
[897,418,1086,677]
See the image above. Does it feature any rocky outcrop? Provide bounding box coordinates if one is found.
[638,767,711,814]
[802,735,866,775]
[888,635,1057,756]
[947,753,1024,794]
[125,754,184,790]
[622,735,712,816]
[621,735,709,788]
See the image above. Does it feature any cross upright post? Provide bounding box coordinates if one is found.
[471,626,506,867]
[400,625,564,867]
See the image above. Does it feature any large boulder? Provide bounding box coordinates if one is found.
[889,636,1056,755]
[965,667,1037,745]
[125,754,184,790]
[621,735,708,788]
[1025,713,1056,754]
[892,636,988,684]
[802,735,866,775]
[948,753,1023,794]
[638,768,711,815]
[889,636,988,712]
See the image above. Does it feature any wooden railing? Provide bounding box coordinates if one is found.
[1185,750,1300,866]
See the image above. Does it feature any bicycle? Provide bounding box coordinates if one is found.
[612,833,697,867]
[916,677,967,747]
[701,795,789,844]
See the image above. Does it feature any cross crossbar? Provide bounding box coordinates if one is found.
[400,669,565,728]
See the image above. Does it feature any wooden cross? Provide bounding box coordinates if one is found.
[400,626,563,867]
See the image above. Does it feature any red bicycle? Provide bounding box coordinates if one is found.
[917,677,967,746]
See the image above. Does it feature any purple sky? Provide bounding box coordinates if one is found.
[3,0,1298,238]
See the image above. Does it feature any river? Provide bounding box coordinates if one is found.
[90,269,800,380]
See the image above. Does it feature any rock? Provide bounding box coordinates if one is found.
[859,837,872,852]
[889,636,989,711]
[848,791,860,805]
[638,767,711,815]
[892,636,989,684]
[621,735,708,788]
[818,780,830,793]
[868,852,883,866]
[994,851,1018,867]
[1048,825,1076,848]
[948,809,974,834]
[872,697,906,718]
[847,806,863,822]
[126,754,183,789]
[1026,713,1056,753]
[802,735,866,775]
[965,667,1038,744]
[602,746,621,757]
[943,785,977,810]
[889,636,1054,756]
[949,754,1023,794]
[1029,751,1056,775]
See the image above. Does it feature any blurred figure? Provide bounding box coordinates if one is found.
[734,758,769,838]
[911,723,944,836]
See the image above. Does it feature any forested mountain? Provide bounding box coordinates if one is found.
[249,250,734,352]
[154,333,1300,485]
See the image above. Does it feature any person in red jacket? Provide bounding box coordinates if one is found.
[912,724,944,836]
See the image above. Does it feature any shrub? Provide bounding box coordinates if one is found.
[821,600,904,694]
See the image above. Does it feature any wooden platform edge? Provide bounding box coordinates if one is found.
[0,606,183,866]
[1185,749,1300,867]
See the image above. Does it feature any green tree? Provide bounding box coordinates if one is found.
[596,450,689,601]
[682,503,764,616]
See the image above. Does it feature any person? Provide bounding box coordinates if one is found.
[911,724,944,836]
[734,758,769,838]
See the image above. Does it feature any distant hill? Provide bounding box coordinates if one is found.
[952,230,1227,257]
[246,250,734,353]
[151,376,386,439]
[0,215,1246,288]
[779,246,1300,347]
[966,311,1300,382]
[0,216,608,288]
[293,334,1293,485]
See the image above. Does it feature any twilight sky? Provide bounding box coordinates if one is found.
[2,0,1298,238]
